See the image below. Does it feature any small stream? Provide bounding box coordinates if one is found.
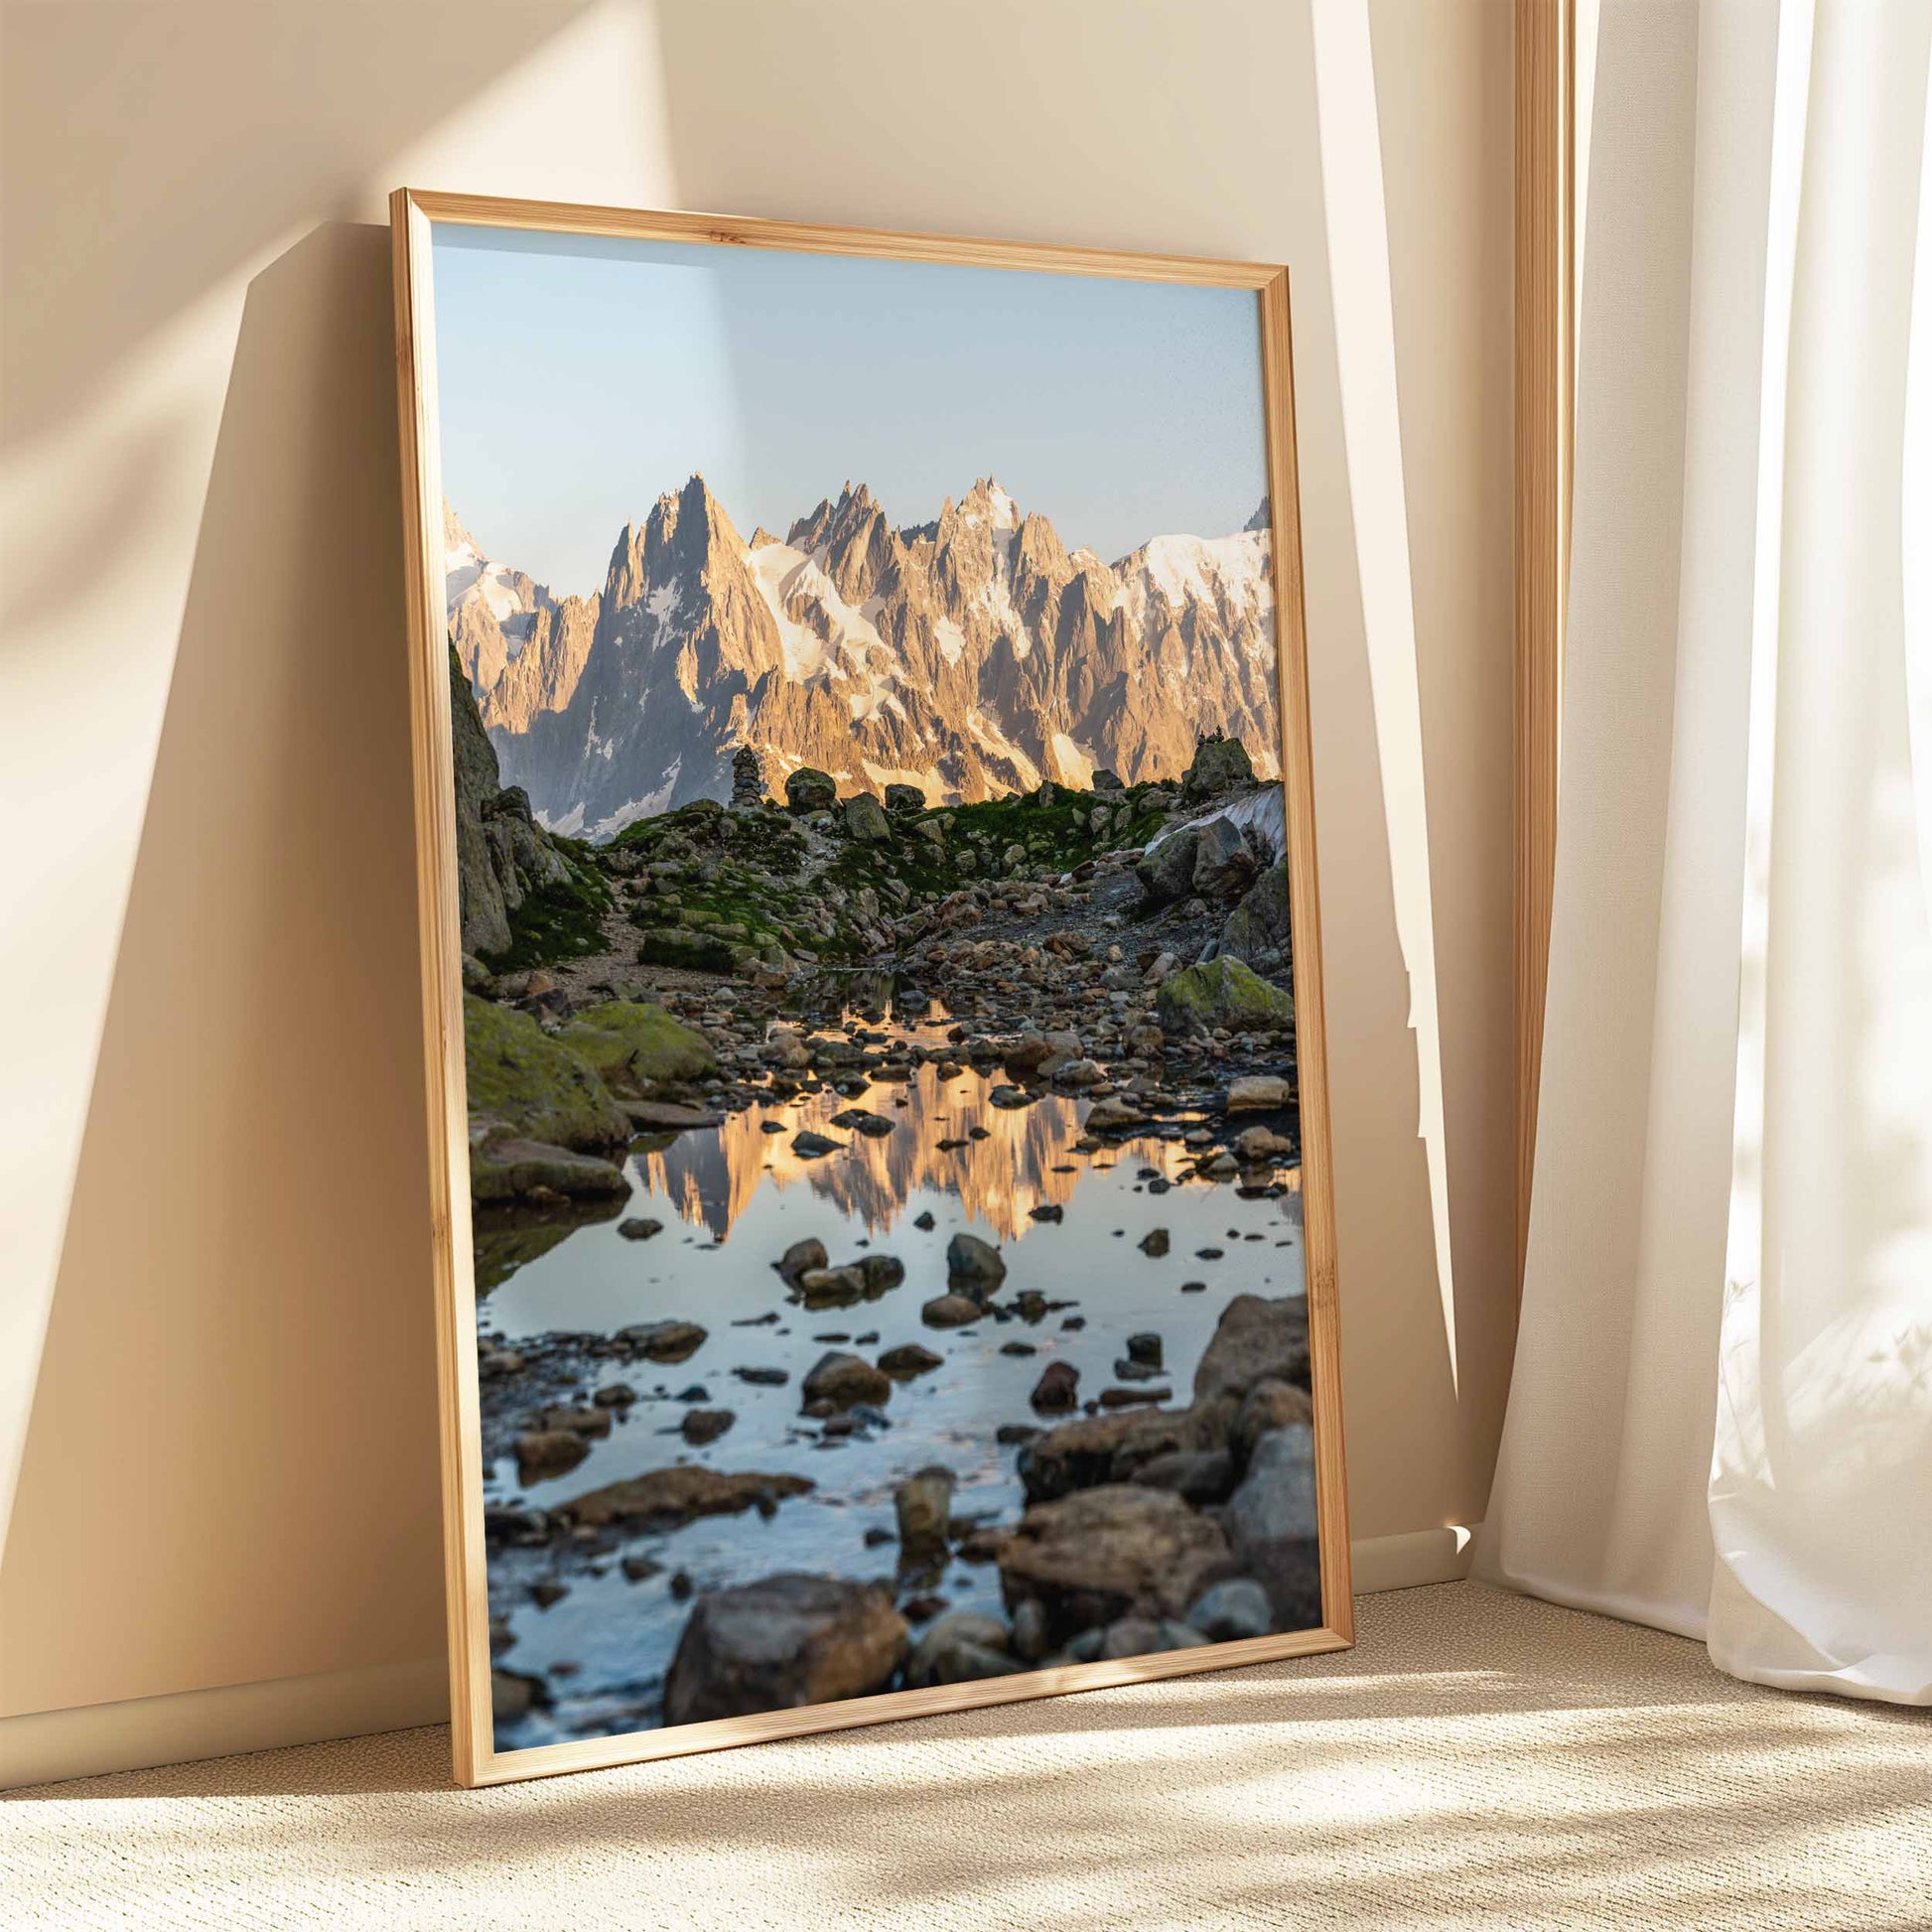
[481,995,1305,1747]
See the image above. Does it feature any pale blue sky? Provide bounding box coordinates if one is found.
[431,225,1269,598]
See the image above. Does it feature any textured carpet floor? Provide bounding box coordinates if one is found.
[4,1583,1928,1930]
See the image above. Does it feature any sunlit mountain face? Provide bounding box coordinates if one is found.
[448,476,1278,837]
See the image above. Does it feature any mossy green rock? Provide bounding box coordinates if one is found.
[1156,956,1294,1035]
[556,1001,718,1098]
[464,996,631,1150]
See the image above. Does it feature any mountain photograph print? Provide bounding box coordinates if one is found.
[391,195,1347,1781]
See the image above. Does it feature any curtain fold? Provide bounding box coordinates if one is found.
[1476,0,1932,1707]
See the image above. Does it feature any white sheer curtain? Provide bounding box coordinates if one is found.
[1476,0,1932,1705]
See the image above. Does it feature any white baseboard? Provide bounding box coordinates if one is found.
[0,1655,449,1791]
[0,1525,1478,1789]
[1350,1523,1477,1594]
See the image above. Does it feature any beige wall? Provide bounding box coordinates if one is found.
[0,0,1514,1754]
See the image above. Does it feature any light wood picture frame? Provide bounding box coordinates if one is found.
[390,189,1351,1788]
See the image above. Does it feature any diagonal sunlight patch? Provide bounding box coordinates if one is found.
[1308,0,1459,1384]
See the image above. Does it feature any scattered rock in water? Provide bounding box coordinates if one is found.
[777,1237,829,1283]
[1126,1332,1164,1367]
[1139,1228,1172,1258]
[1225,1072,1293,1112]
[1099,1616,1213,1661]
[1029,1203,1064,1223]
[1184,1577,1275,1643]
[622,1101,725,1131]
[946,1233,1007,1297]
[541,1405,612,1439]
[1233,1124,1294,1164]
[796,1266,869,1308]
[903,1610,1024,1689]
[1001,1340,1038,1358]
[1196,1247,1226,1260]
[858,1254,905,1293]
[470,1137,629,1205]
[680,1408,736,1446]
[663,1574,908,1726]
[1030,1361,1080,1413]
[998,1485,1232,1643]
[913,1210,937,1231]
[616,1319,707,1364]
[873,1342,941,1380]
[1179,1281,1207,1294]
[514,1431,591,1482]
[829,1108,896,1137]
[594,1382,637,1409]
[733,1365,789,1387]
[1131,1448,1236,1505]
[1083,1095,1148,1133]
[669,1570,693,1600]
[921,1294,983,1328]
[621,1554,664,1583]
[563,1464,814,1530]
[988,1084,1033,1110]
[1199,1154,1240,1179]
[1099,1386,1171,1408]
[895,1465,955,1559]
[996,1423,1040,1447]
[801,1351,892,1409]
[529,1579,569,1609]
[618,1216,666,1241]
[791,1131,843,1160]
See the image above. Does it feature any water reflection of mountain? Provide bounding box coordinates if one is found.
[640,1061,1196,1244]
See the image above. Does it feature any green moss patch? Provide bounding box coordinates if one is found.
[463,995,632,1150]
[556,1001,718,1096]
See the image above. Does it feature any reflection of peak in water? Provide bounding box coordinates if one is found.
[639,1058,1194,1244]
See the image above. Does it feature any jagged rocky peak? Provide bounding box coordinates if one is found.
[960,476,1022,530]
[785,481,898,603]
[462,470,1279,835]
[1245,496,1272,534]
[604,475,751,610]
[444,500,478,553]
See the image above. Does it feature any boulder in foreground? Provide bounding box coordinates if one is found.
[663,1574,908,1725]
[997,1483,1232,1643]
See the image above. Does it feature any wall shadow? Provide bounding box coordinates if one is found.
[0,223,447,1716]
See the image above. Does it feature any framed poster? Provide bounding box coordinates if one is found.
[390,190,1350,1787]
